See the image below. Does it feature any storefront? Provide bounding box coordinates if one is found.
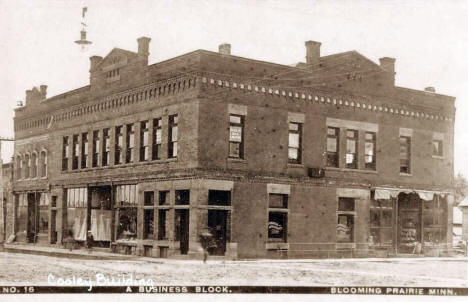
[15,191,50,245]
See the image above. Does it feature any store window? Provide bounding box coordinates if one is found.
[326,127,339,167]
[72,135,79,170]
[168,115,178,158]
[115,126,123,164]
[432,139,443,157]
[337,197,355,243]
[102,128,110,166]
[288,122,302,164]
[81,133,88,168]
[89,187,112,245]
[115,185,138,240]
[66,188,88,241]
[16,194,28,237]
[346,130,358,169]
[143,191,154,239]
[62,137,69,171]
[400,136,411,174]
[370,198,393,246]
[423,195,447,245]
[158,190,169,240]
[267,194,288,242]
[229,114,244,158]
[140,121,149,161]
[152,118,162,160]
[126,124,135,163]
[365,132,376,170]
[38,193,50,234]
[92,130,100,167]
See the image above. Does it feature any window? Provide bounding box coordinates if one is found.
[102,129,110,166]
[81,133,88,168]
[175,190,190,205]
[159,190,169,205]
[31,153,37,178]
[432,139,443,156]
[267,194,288,242]
[423,195,447,244]
[126,124,134,163]
[62,137,69,171]
[92,131,100,167]
[208,190,231,206]
[140,121,149,161]
[66,188,88,241]
[72,135,79,170]
[115,126,123,164]
[326,127,339,167]
[24,155,30,178]
[158,190,169,240]
[115,185,138,240]
[346,130,358,169]
[337,197,355,243]
[229,114,244,158]
[16,156,22,179]
[152,118,162,160]
[40,151,47,177]
[288,122,302,164]
[365,132,376,170]
[370,198,393,246]
[168,115,178,158]
[38,193,50,234]
[143,191,154,239]
[399,136,411,174]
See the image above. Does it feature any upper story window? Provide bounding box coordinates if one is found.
[229,114,244,158]
[40,151,47,177]
[92,130,100,167]
[24,154,30,178]
[288,122,302,164]
[152,118,162,160]
[346,130,358,169]
[81,133,88,169]
[115,126,123,164]
[102,128,110,166]
[31,153,37,178]
[16,156,22,179]
[106,68,120,80]
[168,115,178,158]
[326,127,339,168]
[126,124,134,163]
[365,132,376,170]
[140,121,149,161]
[432,139,443,157]
[399,136,411,174]
[72,134,79,170]
[62,137,69,171]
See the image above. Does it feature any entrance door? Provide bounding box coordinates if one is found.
[26,193,37,243]
[50,209,57,244]
[397,193,422,253]
[208,210,227,256]
[175,209,189,254]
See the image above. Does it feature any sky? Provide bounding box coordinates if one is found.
[0,0,468,176]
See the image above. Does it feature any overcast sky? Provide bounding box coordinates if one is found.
[1,0,467,177]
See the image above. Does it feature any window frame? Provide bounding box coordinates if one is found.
[267,193,289,243]
[364,131,376,170]
[62,137,69,171]
[152,118,162,160]
[326,127,339,168]
[102,128,110,166]
[115,126,123,165]
[229,114,244,159]
[288,122,302,164]
[81,133,88,169]
[140,121,149,162]
[126,124,135,163]
[336,197,356,244]
[168,115,178,158]
[72,134,79,170]
[345,129,358,169]
[399,136,411,174]
[92,130,100,168]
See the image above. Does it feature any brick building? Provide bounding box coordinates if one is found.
[5,37,456,258]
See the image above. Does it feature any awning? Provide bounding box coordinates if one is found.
[373,187,452,201]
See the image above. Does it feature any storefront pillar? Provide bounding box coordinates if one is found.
[188,187,202,259]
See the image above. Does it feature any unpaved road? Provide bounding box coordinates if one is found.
[0,252,467,287]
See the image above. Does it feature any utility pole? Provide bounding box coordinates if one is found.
[0,137,13,242]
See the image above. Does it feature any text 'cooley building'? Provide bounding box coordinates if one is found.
[5,37,456,259]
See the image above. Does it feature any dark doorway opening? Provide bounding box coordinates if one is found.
[208,210,228,256]
[26,193,37,243]
[397,193,422,254]
[50,209,57,244]
[89,186,112,248]
[175,209,189,254]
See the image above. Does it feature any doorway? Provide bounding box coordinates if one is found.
[175,209,189,254]
[208,210,228,256]
[397,193,422,253]
[26,193,37,243]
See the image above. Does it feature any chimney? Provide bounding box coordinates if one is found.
[425,86,436,93]
[219,43,231,55]
[40,85,47,99]
[305,40,321,65]
[379,57,396,85]
[25,90,33,102]
[137,36,151,57]
[89,56,103,72]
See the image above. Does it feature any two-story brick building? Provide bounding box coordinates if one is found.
[4,37,456,259]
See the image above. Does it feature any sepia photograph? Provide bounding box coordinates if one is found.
[0,0,468,300]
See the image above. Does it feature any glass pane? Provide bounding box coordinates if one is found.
[289,133,299,148]
[346,130,356,138]
[268,212,286,240]
[143,132,149,145]
[370,228,380,244]
[230,115,241,124]
[117,208,138,240]
[381,210,392,227]
[370,209,380,227]
[365,132,374,140]
[288,148,298,160]
[337,214,353,243]
[173,142,178,157]
[381,228,393,245]
[171,126,178,142]
[346,139,356,153]
[327,137,337,152]
[155,129,162,144]
[346,153,355,164]
[338,197,354,211]
[229,142,240,157]
[289,123,299,131]
[327,127,336,136]
[269,194,287,208]
[365,142,374,156]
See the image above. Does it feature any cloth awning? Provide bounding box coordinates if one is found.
[373,187,451,201]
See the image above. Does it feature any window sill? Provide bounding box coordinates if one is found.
[326,167,377,174]
[228,158,247,163]
[399,173,413,177]
[61,158,179,174]
[432,155,444,160]
[287,163,304,168]
[266,242,289,250]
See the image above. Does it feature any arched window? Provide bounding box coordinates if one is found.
[31,153,37,178]
[40,151,47,177]
[24,154,30,179]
